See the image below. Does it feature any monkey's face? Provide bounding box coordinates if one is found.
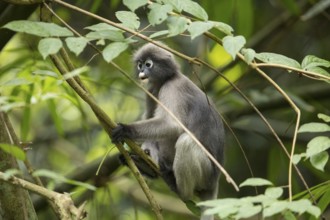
[135,57,177,86]
[136,58,153,84]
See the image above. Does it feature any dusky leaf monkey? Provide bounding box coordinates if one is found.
[112,43,225,220]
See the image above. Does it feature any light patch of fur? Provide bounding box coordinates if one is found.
[173,133,213,201]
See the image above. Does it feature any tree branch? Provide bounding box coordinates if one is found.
[40,4,162,218]
[0,171,86,220]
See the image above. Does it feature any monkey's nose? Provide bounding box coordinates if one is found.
[139,72,148,80]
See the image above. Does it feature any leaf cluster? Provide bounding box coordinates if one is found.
[199,178,321,220]
[294,114,330,171]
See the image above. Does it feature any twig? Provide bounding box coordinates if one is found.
[0,171,86,220]
[42,2,159,176]
[254,63,330,81]
[252,65,301,201]
[52,0,199,65]
[43,4,163,218]
[205,31,316,203]
[47,52,163,219]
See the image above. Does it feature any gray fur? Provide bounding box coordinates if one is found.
[112,43,225,220]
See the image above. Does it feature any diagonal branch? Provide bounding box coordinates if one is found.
[0,171,86,220]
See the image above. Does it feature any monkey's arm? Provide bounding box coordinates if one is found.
[111,117,180,143]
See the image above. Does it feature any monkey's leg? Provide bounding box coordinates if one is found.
[172,133,214,201]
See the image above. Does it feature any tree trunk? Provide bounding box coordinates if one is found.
[0,112,37,220]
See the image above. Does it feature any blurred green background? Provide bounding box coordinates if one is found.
[0,0,329,219]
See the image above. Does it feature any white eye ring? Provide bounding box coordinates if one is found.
[137,62,143,70]
[145,59,153,68]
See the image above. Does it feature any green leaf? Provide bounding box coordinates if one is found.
[149,30,169,38]
[32,70,58,78]
[167,16,189,37]
[198,198,238,207]
[1,78,32,87]
[263,201,288,218]
[21,84,33,140]
[181,0,208,20]
[3,169,22,180]
[306,66,330,76]
[63,178,97,191]
[85,30,125,42]
[187,21,213,39]
[236,204,262,219]
[63,66,89,80]
[241,194,269,204]
[199,198,241,218]
[306,136,330,158]
[85,23,122,32]
[102,42,128,62]
[292,153,304,164]
[306,205,321,218]
[0,143,26,161]
[301,55,330,70]
[288,199,312,215]
[33,169,96,191]
[255,52,301,69]
[184,200,201,216]
[148,3,172,26]
[211,21,234,35]
[265,187,283,199]
[223,35,246,59]
[0,102,25,112]
[41,93,59,101]
[314,190,330,215]
[116,11,140,30]
[204,202,239,218]
[241,48,256,64]
[47,99,63,136]
[239,177,273,187]
[33,169,65,181]
[3,20,73,37]
[123,0,148,11]
[65,37,88,56]
[160,0,184,12]
[298,122,330,133]
[310,151,328,172]
[282,210,296,220]
[38,38,63,59]
[318,113,330,123]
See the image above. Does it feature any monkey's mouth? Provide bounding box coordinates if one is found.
[139,72,149,83]
[139,75,148,80]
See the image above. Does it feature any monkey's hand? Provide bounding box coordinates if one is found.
[111,123,134,143]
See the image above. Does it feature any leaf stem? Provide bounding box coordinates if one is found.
[254,63,330,81]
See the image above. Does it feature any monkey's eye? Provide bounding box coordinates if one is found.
[137,62,143,70]
[145,59,153,68]
[144,149,150,156]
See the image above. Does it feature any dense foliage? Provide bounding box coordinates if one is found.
[0,0,329,219]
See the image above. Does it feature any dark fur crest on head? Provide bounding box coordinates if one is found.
[133,42,174,63]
